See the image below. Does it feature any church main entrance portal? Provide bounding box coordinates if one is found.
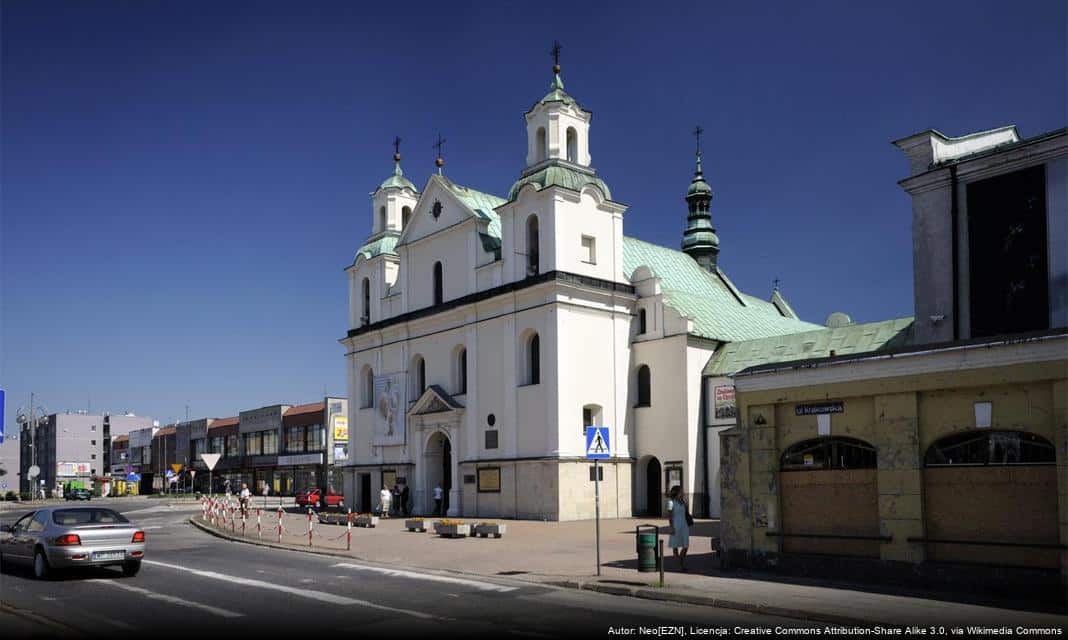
[424,432,453,515]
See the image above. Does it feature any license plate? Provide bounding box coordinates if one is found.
[91,551,125,561]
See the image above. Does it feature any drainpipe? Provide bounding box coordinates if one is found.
[950,165,960,340]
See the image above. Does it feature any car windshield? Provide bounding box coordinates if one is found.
[52,509,130,526]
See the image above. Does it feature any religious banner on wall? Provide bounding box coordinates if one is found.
[714,385,737,420]
[372,373,406,446]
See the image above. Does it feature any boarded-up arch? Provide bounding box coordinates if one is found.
[779,437,880,558]
[922,430,1058,568]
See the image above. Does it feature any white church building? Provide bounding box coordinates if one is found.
[340,61,820,520]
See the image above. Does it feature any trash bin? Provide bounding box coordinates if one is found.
[636,524,659,573]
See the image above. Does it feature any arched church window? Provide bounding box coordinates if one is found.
[526,215,539,277]
[362,366,374,408]
[636,365,651,407]
[411,355,426,398]
[521,332,540,385]
[361,278,370,325]
[433,261,443,305]
[566,127,578,163]
[379,206,387,230]
[457,348,467,395]
[536,127,547,162]
[638,308,647,334]
[402,206,411,229]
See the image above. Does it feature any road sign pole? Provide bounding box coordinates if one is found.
[594,459,601,577]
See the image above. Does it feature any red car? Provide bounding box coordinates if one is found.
[295,488,344,510]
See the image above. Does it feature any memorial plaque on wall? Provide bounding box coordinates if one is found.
[477,467,501,493]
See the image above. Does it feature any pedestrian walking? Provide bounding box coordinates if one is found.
[239,483,251,517]
[432,484,443,516]
[400,484,411,516]
[666,485,692,571]
[379,486,392,518]
[391,484,402,516]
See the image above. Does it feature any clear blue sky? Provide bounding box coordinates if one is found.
[1,1,1064,447]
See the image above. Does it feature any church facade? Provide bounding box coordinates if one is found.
[339,62,820,520]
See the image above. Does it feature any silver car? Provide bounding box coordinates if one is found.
[0,507,146,579]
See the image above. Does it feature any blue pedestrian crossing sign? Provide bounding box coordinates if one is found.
[585,427,610,459]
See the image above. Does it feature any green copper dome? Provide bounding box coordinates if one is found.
[508,161,612,201]
[378,161,417,192]
[527,72,583,114]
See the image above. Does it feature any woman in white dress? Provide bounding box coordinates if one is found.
[666,485,691,571]
[379,486,392,518]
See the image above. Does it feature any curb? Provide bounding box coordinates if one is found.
[187,516,893,627]
[0,601,83,637]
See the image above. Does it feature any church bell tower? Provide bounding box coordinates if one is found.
[681,126,720,271]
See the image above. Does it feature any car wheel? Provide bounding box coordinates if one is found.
[33,549,51,580]
[121,560,141,577]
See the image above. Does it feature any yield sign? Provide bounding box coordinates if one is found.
[171,463,184,474]
[199,453,221,471]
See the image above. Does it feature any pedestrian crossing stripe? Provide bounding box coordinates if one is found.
[585,427,611,459]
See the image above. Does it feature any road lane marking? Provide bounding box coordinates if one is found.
[143,559,440,620]
[331,563,518,593]
[88,580,243,618]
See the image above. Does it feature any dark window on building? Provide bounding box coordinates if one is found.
[528,334,540,384]
[583,407,594,427]
[418,358,426,394]
[781,437,877,471]
[589,465,604,481]
[636,365,651,407]
[433,262,443,305]
[91,440,96,446]
[638,308,647,334]
[364,367,375,408]
[526,215,540,276]
[924,430,1055,466]
[967,165,1049,337]
[485,430,498,449]
[361,278,370,325]
[458,348,467,395]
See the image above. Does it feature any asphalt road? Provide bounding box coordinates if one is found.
[1,498,816,639]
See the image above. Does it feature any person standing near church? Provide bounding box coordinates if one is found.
[666,485,691,571]
[400,483,411,516]
[379,486,392,518]
[433,484,443,516]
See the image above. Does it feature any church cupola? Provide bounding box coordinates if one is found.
[370,137,419,236]
[681,126,720,271]
[523,42,592,169]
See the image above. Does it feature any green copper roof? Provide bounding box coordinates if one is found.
[508,162,612,201]
[529,72,582,113]
[622,236,823,342]
[377,161,417,192]
[703,317,916,376]
[439,178,506,241]
[353,234,399,263]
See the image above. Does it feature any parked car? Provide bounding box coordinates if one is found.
[294,488,344,510]
[65,488,92,501]
[0,507,145,579]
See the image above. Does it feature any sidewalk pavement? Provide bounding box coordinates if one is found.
[191,510,1068,628]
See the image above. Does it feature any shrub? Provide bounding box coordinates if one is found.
[4,491,16,501]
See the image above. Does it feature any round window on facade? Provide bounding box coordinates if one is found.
[487,414,496,427]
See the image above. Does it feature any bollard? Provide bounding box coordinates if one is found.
[257,509,262,539]
[241,510,246,536]
[277,506,283,543]
[346,508,352,551]
[659,539,665,587]
[231,507,236,533]
[307,508,313,546]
